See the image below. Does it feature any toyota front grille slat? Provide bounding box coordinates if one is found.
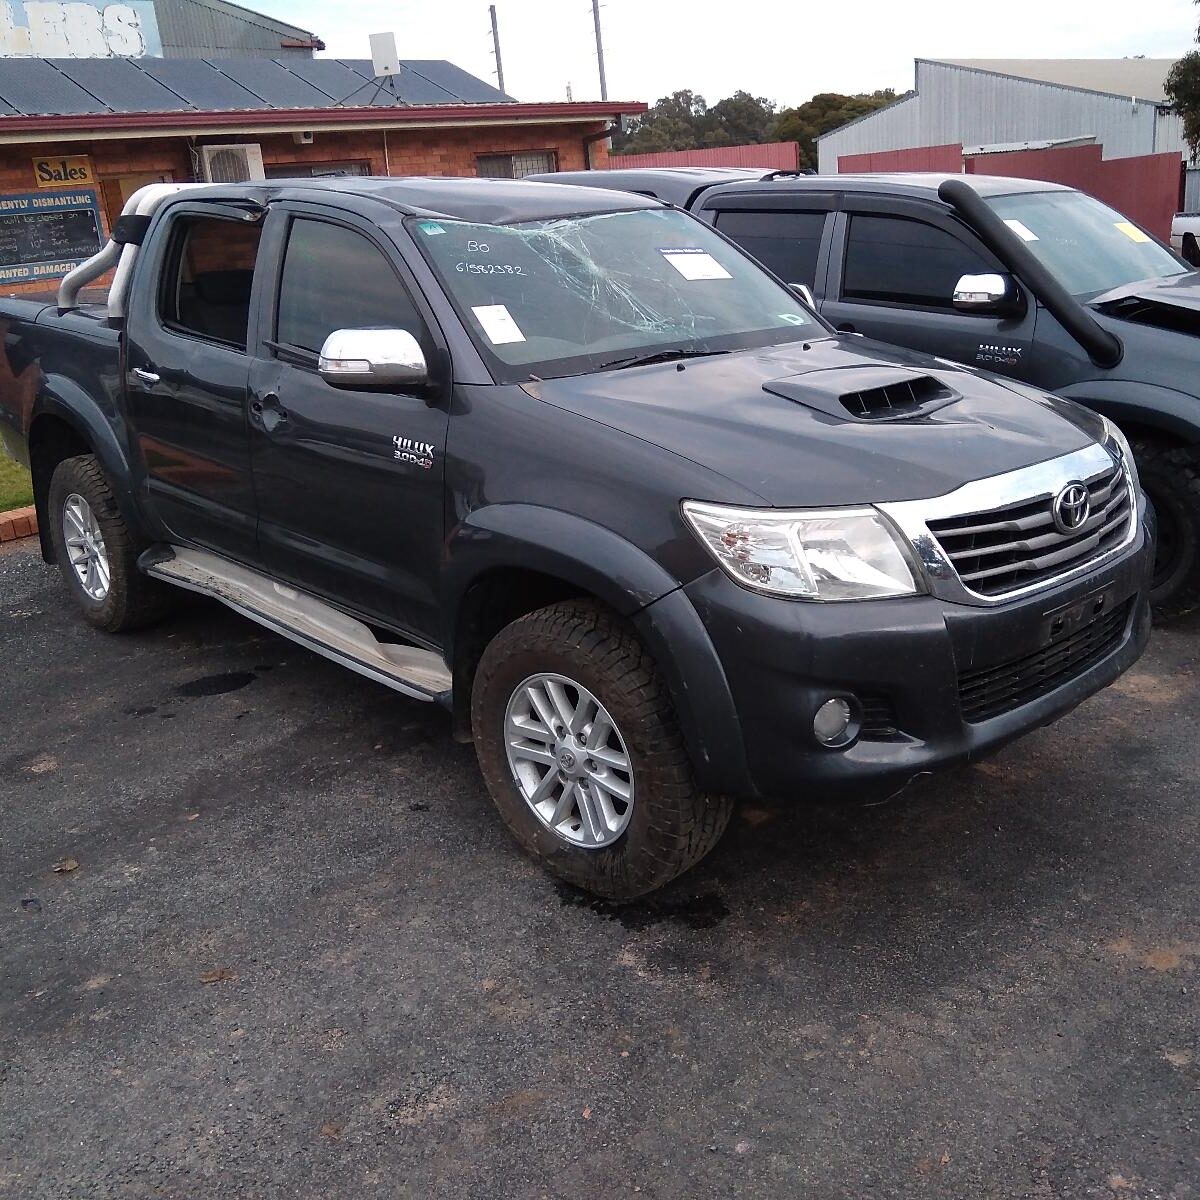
[925,461,1133,598]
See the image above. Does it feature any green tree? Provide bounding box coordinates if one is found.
[1166,2,1200,160]
[703,90,777,147]
[611,89,709,154]
[771,90,902,170]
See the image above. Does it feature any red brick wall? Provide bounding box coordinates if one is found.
[0,120,608,295]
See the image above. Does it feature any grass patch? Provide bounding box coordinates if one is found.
[0,456,34,511]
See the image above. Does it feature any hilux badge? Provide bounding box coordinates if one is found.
[393,434,435,470]
[1052,482,1090,534]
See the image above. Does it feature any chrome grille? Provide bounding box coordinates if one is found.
[925,461,1133,598]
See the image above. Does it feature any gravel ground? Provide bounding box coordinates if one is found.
[2,536,1198,1199]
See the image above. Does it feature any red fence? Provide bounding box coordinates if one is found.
[607,141,800,171]
[837,144,964,173]
[837,141,1183,241]
[965,145,1182,241]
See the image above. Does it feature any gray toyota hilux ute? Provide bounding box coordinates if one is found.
[535,167,1200,616]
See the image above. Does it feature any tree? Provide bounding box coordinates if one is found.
[771,90,902,170]
[1166,2,1200,160]
[611,90,709,154]
[704,91,777,147]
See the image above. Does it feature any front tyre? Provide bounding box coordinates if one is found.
[471,599,734,900]
[47,454,174,633]
[1131,439,1200,618]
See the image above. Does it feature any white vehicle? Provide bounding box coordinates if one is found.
[1172,213,1200,265]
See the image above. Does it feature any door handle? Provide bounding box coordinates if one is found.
[131,367,160,387]
[835,323,857,334]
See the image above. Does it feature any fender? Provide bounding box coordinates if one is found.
[1054,380,1200,446]
[28,379,154,554]
[444,504,750,794]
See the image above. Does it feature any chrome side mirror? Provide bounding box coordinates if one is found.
[790,282,816,308]
[318,328,427,390]
[952,273,1012,311]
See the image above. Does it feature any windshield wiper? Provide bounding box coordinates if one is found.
[595,348,730,372]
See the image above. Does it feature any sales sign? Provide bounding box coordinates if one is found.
[32,154,95,188]
[0,190,103,283]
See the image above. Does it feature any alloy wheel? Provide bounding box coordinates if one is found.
[62,493,111,602]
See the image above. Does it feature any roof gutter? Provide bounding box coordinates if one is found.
[0,101,646,146]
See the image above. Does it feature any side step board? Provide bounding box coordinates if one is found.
[142,547,452,703]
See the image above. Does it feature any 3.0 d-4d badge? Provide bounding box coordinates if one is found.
[393,434,435,470]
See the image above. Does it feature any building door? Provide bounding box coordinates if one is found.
[100,172,172,229]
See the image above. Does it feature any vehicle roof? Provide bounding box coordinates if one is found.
[697,171,1076,205]
[525,166,781,207]
[178,175,663,225]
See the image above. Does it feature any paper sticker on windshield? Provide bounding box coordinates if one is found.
[417,221,446,235]
[1114,220,1151,244]
[1004,219,1039,242]
[659,248,732,280]
[472,304,526,344]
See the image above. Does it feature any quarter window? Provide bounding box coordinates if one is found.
[842,214,991,309]
[160,216,261,349]
[713,210,827,289]
[275,219,424,356]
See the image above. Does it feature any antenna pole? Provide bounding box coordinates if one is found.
[591,0,607,101]
[489,5,505,95]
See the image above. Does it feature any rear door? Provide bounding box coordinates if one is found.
[820,199,1040,380]
[701,194,835,299]
[246,204,450,642]
[124,204,265,558]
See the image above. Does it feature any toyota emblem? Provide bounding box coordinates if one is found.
[1052,482,1091,534]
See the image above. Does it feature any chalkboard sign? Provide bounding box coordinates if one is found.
[0,190,103,285]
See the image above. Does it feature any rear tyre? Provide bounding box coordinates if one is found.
[1132,438,1200,618]
[47,454,174,633]
[471,599,734,900]
[1182,233,1200,268]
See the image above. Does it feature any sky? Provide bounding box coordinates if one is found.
[256,0,1200,108]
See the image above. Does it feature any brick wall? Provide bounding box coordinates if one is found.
[0,119,609,296]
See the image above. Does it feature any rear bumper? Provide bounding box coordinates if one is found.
[665,514,1153,801]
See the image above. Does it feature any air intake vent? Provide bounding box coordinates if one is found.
[840,374,953,420]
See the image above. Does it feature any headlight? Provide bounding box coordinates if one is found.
[1101,417,1140,492]
[682,501,925,601]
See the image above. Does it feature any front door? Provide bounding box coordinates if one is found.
[124,205,264,558]
[820,206,1039,381]
[247,208,450,642]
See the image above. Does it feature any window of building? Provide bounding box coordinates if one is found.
[264,161,371,179]
[713,210,828,289]
[476,150,557,178]
[842,214,991,309]
[160,216,262,349]
[275,218,425,357]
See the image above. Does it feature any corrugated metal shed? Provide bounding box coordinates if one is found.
[154,0,320,58]
[818,59,1186,174]
[0,57,515,115]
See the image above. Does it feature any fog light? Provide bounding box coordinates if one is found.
[813,697,853,746]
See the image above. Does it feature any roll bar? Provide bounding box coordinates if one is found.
[937,178,1123,369]
[57,183,208,320]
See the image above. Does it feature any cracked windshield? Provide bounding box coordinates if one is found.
[411,206,822,381]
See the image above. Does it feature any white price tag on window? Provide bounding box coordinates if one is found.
[659,248,732,280]
[471,303,526,344]
[1003,218,1039,242]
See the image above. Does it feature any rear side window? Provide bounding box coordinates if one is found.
[713,209,827,289]
[275,219,425,356]
[160,216,262,349]
[842,214,990,308]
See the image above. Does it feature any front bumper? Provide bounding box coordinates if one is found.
[675,514,1153,802]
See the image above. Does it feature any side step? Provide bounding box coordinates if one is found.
[142,547,452,703]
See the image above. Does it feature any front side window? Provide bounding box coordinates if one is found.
[410,206,824,383]
[160,216,262,349]
[984,189,1187,299]
[842,214,991,309]
[275,219,424,355]
[713,209,827,289]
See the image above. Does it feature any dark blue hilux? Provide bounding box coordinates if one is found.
[0,176,1152,897]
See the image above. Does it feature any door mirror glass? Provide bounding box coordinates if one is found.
[790,282,816,308]
[952,272,1013,312]
[318,328,427,390]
